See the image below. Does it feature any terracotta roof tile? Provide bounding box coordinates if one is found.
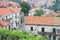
[25,16,54,25]
[9,7,20,13]
[0,2,9,7]
[0,8,12,16]
[8,2,19,6]
[54,17,60,25]
[25,16,60,26]
[0,2,20,16]
[0,20,9,26]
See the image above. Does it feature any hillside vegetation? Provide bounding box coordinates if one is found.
[0,28,45,40]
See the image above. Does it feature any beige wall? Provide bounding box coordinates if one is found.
[0,12,22,29]
[25,25,60,40]
[25,25,60,34]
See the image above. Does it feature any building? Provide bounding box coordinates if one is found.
[28,7,42,16]
[21,0,55,7]
[0,2,22,29]
[0,0,8,1]
[25,16,60,40]
[28,7,54,16]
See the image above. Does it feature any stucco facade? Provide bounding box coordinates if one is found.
[25,25,60,40]
[0,11,22,29]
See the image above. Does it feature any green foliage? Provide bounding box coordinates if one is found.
[20,2,31,16]
[52,4,60,13]
[0,28,46,40]
[34,9,43,16]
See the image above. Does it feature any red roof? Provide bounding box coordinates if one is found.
[25,16,60,26]
[25,16,54,25]
[0,8,12,16]
[8,2,19,6]
[9,7,20,13]
[0,20,9,26]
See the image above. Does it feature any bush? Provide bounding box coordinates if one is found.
[0,28,45,40]
[34,9,43,16]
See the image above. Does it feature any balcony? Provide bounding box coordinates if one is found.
[56,29,60,35]
[6,18,12,21]
[38,32,60,36]
[2,18,12,21]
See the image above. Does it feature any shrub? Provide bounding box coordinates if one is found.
[0,28,45,40]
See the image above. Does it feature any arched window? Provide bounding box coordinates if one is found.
[42,27,44,32]
[31,27,33,31]
[53,28,56,40]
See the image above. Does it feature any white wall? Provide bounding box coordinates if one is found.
[0,11,21,29]
[25,25,60,40]
[25,25,60,34]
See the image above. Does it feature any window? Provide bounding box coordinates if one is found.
[9,25,10,29]
[56,29,60,34]
[42,27,44,32]
[6,16,7,19]
[41,27,45,36]
[31,27,33,31]
[53,35,56,40]
[49,35,51,40]
[53,28,56,40]
[16,23,17,27]
[35,29,36,31]
[53,28,56,33]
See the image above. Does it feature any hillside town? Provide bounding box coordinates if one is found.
[0,0,60,40]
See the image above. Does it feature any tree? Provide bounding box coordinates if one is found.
[34,9,43,16]
[51,0,60,13]
[0,28,46,40]
[20,2,31,16]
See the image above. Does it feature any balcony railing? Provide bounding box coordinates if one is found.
[2,18,12,21]
[38,32,60,36]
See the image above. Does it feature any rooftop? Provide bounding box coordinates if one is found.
[0,2,20,16]
[9,7,20,13]
[25,16,60,26]
[0,20,9,26]
[0,8,12,16]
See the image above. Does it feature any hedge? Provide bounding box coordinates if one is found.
[0,28,45,40]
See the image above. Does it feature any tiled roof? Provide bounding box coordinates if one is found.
[0,2,9,7]
[0,8,12,16]
[25,16,60,26]
[54,17,60,25]
[9,7,20,13]
[0,2,19,7]
[8,2,19,6]
[0,20,9,26]
[25,16,54,25]
[0,2,20,16]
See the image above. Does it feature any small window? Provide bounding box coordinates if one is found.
[31,27,33,31]
[35,29,36,31]
[16,23,17,27]
[53,28,56,40]
[53,28,56,33]
[49,35,51,40]
[9,26,10,29]
[53,36,56,40]
[56,29,60,34]
[6,16,7,18]
[42,27,44,32]
[5,27,7,29]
